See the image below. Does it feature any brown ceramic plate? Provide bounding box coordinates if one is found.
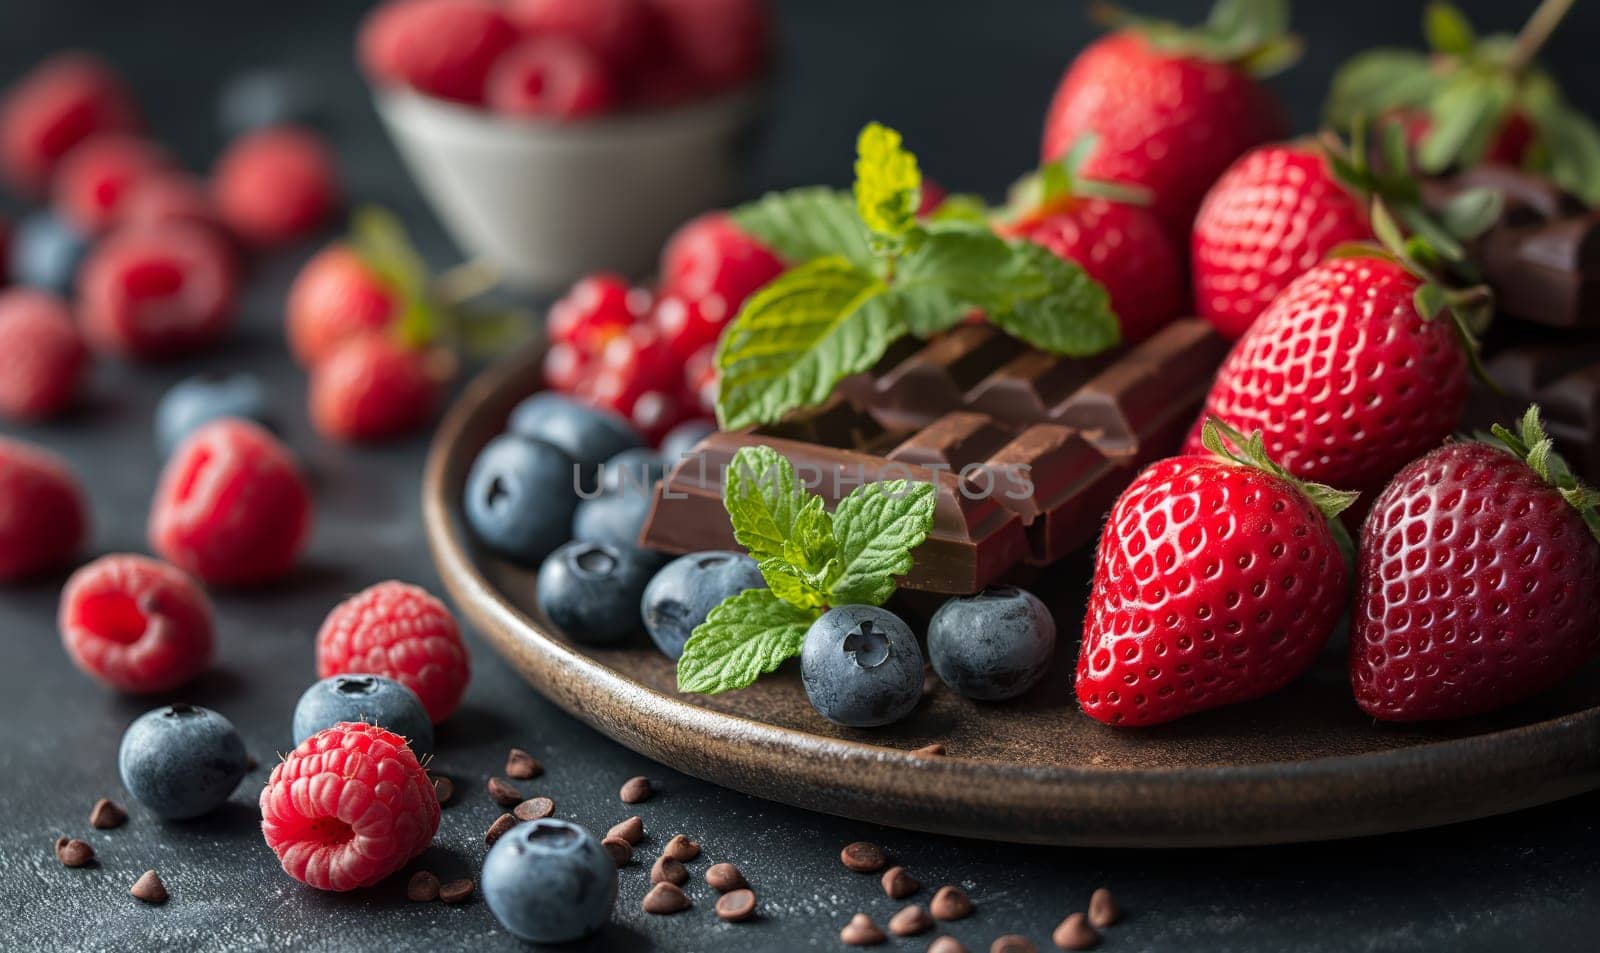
[423,341,1600,847]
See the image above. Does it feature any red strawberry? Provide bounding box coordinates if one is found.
[1183,253,1472,496]
[310,336,447,443]
[357,0,518,105]
[51,134,171,234]
[504,0,651,69]
[1040,2,1295,236]
[1191,142,1372,339]
[1352,408,1600,721]
[211,126,341,247]
[658,211,783,313]
[1077,419,1354,727]
[487,39,618,120]
[286,245,401,367]
[0,288,89,421]
[0,52,141,196]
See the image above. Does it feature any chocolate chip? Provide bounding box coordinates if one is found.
[705,862,746,892]
[930,885,974,920]
[90,798,127,830]
[881,864,919,898]
[513,797,555,821]
[407,870,441,902]
[607,815,645,844]
[130,870,167,904]
[432,775,454,805]
[714,888,757,922]
[662,834,700,862]
[922,670,940,697]
[912,743,946,757]
[840,913,886,946]
[650,854,688,886]
[620,776,653,803]
[929,938,971,953]
[485,813,518,846]
[1052,912,1100,950]
[54,837,93,868]
[991,936,1036,953]
[641,881,691,915]
[1087,887,1120,928]
[505,748,542,780]
[439,878,474,904]
[486,776,522,807]
[601,836,633,867]
[245,754,258,772]
[888,904,933,937]
[840,841,886,873]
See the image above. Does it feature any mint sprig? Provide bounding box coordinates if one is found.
[675,446,936,694]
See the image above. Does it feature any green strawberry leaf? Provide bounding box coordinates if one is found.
[827,480,938,606]
[1423,2,1477,55]
[729,187,876,270]
[1527,98,1600,206]
[723,445,808,566]
[1104,0,1301,75]
[676,589,819,694]
[1323,50,1441,130]
[854,122,922,240]
[923,193,991,225]
[1418,72,1516,173]
[1487,405,1600,543]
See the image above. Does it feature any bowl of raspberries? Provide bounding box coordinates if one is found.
[358,0,772,291]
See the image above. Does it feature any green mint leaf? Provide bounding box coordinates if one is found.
[895,225,1016,333]
[729,187,875,270]
[924,193,990,225]
[853,122,921,239]
[758,556,830,610]
[986,240,1120,356]
[715,257,903,429]
[723,445,807,566]
[760,495,837,610]
[1422,2,1476,55]
[675,589,819,694]
[827,479,937,606]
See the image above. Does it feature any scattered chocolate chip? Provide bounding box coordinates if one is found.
[130,870,167,904]
[1052,912,1100,950]
[641,881,691,915]
[439,878,474,904]
[888,904,933,937]
[90,798,127,830]
[486,776,522,807]
[931,885,974,921]
[505,748,542,780]
[513,796,555,821]
[407,871,441,902]
[1087,887,1120,928]
[840,841,887,873]
[54,837,93,868]
[912,743,946,757]
[881,864,919,899]
[715,887,757,922]
[922,670,940,697]
[929,938,971,953]
[432,775,454,805]
[601,836,633,867]
[245,754,258,772]
[991,936,1037,953]
[650,854,689,886]
[840,913,886,946]
[705,862,746,892]
[607,815,645,844]
[662,834,700,862]
[620,776,653,803]
[485,813,518,846]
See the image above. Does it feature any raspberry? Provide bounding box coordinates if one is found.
[78,223,237,360]
[59,554,213,693]
[260,721,439,892]
[0,52,141,196]
[149,419,313,586]
[286,245,400,367]
[358,0,518,105]
[659,212,783,307]
[315,581,470,723]
[309,336,445,443]
[119,171,232,242]
[0,437,88,581]
[647,0,770,92]
[211,126,340,247]
[546,273,646,353]
[0,288,89,421]
[487,39,619,120]
[51,134,171,234]
[505,0,651,67]
[0,213,10,283]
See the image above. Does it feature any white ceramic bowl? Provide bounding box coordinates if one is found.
[374,88,763,292]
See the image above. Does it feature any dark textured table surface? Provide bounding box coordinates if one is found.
[3,2,1600,951]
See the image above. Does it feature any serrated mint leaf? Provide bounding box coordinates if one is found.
[986,240,1120,356]
[729,187,875,270]
[757,495,836,610]
[723,445,806,566]
[676,589,818,694]
[715,257,903,429]
[925,193,990,225]
[827,479,937,606]
[758,556,829,610]
[854,123,921,239]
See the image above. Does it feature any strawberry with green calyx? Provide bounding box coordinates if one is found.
[1325,0,1600,205]
[1077,417,1355,727]
[1041,0,1300,237]
[998,136,1183,343]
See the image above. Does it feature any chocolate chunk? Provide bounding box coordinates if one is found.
[130,870,167,904]
[1052,912,1100,950]
[1466,338,1600,480]
[651,854,689,886]
[881,865,920,899]
[607,815,645,844]
[432,775,453,805]
[486,777,522,807]
[504,748,542,780]
[54,837,93,868]
[601,836,633,867]
[642,882,691,915]
[439,879,474,904]
[888,904,933,937]
[619,776,653,803]
[929,938,972,953]
[715,888,757,923]
[931,885,974,920]
[840,841,887,873]
[840,913,886,946]
[485,813,517,846]
[662,834,700,862]
[991,935,1037,953]
[1086,887,1120,928]
[407,870,441,902]
[513,796,555,821]
[706,862,746,892]
[90,798,127,830]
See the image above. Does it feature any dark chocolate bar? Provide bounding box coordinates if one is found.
[639,319,1229,593]
[1466,331,1600,480]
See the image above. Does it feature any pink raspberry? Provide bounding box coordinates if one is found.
[51,134,171,233]
[211,126,340,247]
[647,0,770,92]
[0,288,89,421]
[357,0,518,105]
[0,52,141,196]
[260,721,439,892]
[505,0,651,68]
[119,171,233,245]
[0,436,88,581]
[316,581,469,723]
[59,554,213,693]
[487,39,619,119]
[78,223,237,361]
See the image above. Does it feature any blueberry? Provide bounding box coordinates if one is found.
[597,446,664,495]
[464,433,578,565]
[927,586,1057,701]
[508,393,641,471]
[154,372,274,457]
[641,551,765,660]
[482,818,616,943]
[537,541,655,644]
[118,704,248,819]
[801,606,924,727]
[659,418,715,468]
[291,674,433,757]
[9,212,89,295]
[217,67,324,139]
[572,489,655,550]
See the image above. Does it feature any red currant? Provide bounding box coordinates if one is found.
[651,290,732,361]
[546,273,648,355]
[683,344,718,415]
[541,341,587,393]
